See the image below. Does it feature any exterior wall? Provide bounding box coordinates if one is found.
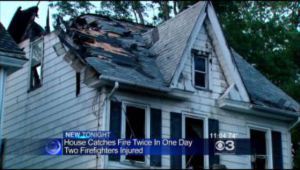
[104,91,292,169]
[2,33,101,169]
[105,20,292,169]
[2,22,293,169]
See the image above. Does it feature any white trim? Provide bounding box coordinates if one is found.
[192,53,210,90]
[28,36,44,91]
[206,3,250,102]
[104,96,111,169]
[181,111,209,169]
[218,98,299,121]
[171,3,207,87]
[247,124,273,169]
[0,69,7,154]
[0,55,27,69]
[119,100,151,167]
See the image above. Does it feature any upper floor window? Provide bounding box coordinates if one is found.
[29,37,44,91]
[194,54,208,89]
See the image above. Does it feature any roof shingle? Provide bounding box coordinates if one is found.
[150,1,206,83]
[232,49,300,112]
[0,22,25,56]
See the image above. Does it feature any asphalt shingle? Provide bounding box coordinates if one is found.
[232,49,299,112]
[0,22,25,56]
[57,14,168,91]
[150,1,206,83]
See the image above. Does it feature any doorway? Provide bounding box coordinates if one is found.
[185,117,204,169]
[250,129,267,170]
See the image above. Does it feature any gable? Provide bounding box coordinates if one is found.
[151,2,207,84]
[170,2,250,102]
[176,24,229,95]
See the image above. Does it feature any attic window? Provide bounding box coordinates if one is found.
[29,37,44,91]
[194,54,208,89]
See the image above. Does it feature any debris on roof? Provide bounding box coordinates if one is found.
[8,6,45,43]
[0,22,25,57]
[232,49,300,112]
[56,14,168,91]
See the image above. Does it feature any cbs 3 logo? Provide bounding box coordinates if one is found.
[215,140,235,151]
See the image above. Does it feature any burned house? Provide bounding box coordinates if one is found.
[2,1,300,169]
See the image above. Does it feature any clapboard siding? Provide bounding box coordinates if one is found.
[5,118,99,168]
[177,25,228,96]
[3,32,101,169]
[103,19,292,169]
[3,20,293,170]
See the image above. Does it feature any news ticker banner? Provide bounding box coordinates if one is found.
[7,131,253,156]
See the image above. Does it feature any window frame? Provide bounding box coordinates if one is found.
[181,111,209,169]
[247,124,273,169]
[193,53,209,90]
[28,37,44,92]
[120,101,151,167]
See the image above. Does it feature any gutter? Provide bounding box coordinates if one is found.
[218,98,299,121]
[99,75,171,93]
[107,82,119,99]
[289,117,300,131]
[251,104,299,118]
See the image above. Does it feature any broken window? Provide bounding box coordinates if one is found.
[125,106,145,162]
[185,117,204,169]
[194,55,208,88]
[76,72,80,97]
[29,37,44,90]
[250,129,267,170]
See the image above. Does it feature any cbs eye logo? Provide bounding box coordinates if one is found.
[215,140,235,152]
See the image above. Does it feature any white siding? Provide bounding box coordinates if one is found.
[3,33,101,169]
[104,19,292,169]
[3,21,293,170]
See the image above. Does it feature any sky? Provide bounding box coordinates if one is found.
[0,1,51,29]
[0,1,114,31]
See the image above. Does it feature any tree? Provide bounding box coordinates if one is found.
[49,1,95,23]
[98,1,147,24]
[212,1,300,168]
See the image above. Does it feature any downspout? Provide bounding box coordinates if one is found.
[107,82,119,99]
[0,69,6,160]
[97,81,119,169]
[289,116,300,131]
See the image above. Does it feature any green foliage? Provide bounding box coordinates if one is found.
[49,1,95,24]
[213,1,300,168]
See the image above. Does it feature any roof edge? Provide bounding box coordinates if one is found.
[170,1,208,86]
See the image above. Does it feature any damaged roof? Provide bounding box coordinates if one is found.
[232,49,300,112]
[56,2,299,113]
[57,14,168,91]
[0,22,25,56]
[8,6,45,43]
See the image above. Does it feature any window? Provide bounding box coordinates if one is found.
[170,112,207,169]
[76,72,80,97]
[185,117,204,169]
[29,38,44,90]
[250,129,267,170]
[119,103,149,164]
[109,101,162,167]
[125,106,145,162]
[194,55,208,88]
